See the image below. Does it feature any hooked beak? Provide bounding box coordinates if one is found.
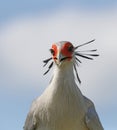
[54,52,72,65]
[55,53,64,64]
[58,53,65,62]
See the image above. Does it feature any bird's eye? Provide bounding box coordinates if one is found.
[68,45,74,52]
[50,49,55,55]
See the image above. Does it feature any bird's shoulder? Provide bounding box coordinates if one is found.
[23,97,42,130]
[83,96,104,130]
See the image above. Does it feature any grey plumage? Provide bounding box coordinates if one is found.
[24,41,104,130]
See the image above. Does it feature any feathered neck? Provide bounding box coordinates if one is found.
[53,62,75,84]
[48,61,81,99]
[47,61,84,112]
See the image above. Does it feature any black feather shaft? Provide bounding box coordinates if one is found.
[43,57,52,67]
[43,62,53,75]
[75,57,82,63]
[75,39,95,49]
[74,64,81,84]
[79,53,99,57]
[75,53,93,60]
[76,49,97,52]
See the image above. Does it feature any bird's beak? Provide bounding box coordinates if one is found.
[56,52,64,64]
[55,51,72,65]
[58,52,64,62]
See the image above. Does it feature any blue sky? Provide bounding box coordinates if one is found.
[1,0,117,21]
[0,0,117,130]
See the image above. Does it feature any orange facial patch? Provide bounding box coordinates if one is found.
[51,44,58,58]
[61,42,74,57]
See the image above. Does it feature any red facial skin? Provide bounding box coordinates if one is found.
[51,42,74,61]
[61,42,73,58]
[51,44,58,59]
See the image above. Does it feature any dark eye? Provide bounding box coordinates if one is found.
[68,45,74,52]
[50,49,55,55]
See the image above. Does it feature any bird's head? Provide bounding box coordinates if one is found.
[43,39,99,83]
[50,41,75,67]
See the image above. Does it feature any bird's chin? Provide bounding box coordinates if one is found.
[54,60,62,67]
[55,58,73,67]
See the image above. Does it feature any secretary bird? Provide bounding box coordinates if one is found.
[24,40,104,130]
